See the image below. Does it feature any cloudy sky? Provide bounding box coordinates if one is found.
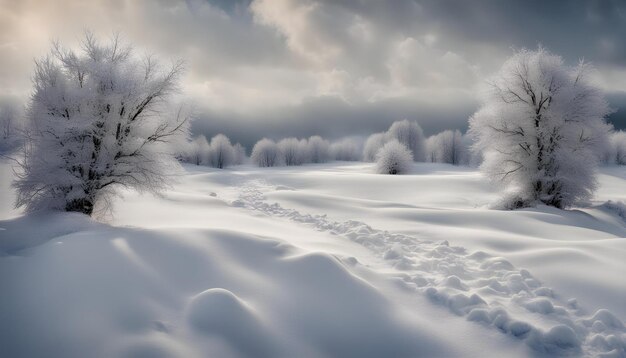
[1,0,625,147]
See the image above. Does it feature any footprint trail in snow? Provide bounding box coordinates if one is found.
[232,179,626,357]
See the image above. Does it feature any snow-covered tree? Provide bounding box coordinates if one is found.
[469,47,612,209]
[0,103,17,140]
[604,131,626,165]
[463,134,483,167]
[0,100,22,152]
[13,33,188,215]
[278,137,304,166]
[307,135,330,163]
[330,138,361,161]
[425,136,436,163]
[297,138,310,163]
[363,132,387,162]
[251,138,282,167]
[612,132,626,165]
[208,134,234,169]
[386,119,426,162]
[375,140,413,175]
[426,130,467,165]
[232,143,246,165]
[187,135,210,165]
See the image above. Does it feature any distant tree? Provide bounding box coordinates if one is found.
[604,131,626,165]
[278,137,304,166]
[375,140,413,175]
[386,119,426,162]
[232,143,247,165]
[251,138,282,167]
[426,130,467,165]
[0,103,17,140]
[307,135,330,163]
[330,138,361,161]
[363,132,387,162]
[469,48,612,209]
[187,135,210,166]
[13,33,187,215]
[462,134,483,167]
[208,134,234,169]
[0,100,22,152]
[297,138,310,163]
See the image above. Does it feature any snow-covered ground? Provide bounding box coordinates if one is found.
[1,160,625,357]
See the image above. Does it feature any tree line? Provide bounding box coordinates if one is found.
[1,34,623,215]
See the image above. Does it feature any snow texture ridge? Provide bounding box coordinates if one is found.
[233,179,626,357]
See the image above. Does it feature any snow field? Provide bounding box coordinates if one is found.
[1,160,625,357]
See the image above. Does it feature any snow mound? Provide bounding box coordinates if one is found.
[186,288,276,357]
[187,288,257,333]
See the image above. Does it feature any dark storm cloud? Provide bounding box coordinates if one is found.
[417,0,626,66]
[189,0,626,146]
[0,0,625,145]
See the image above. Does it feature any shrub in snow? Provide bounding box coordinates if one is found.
[426,130,468,165]
[363,132,387,162]
[232,143,247,165]
[307,135,330,163]
[208,134,234,169]
[13,34,187,215]
[278,137,305,166]
[468,47,612,209]
[251,138,283,167]
[330,138,361,161]
[386,119,426,162]
[375,140,413,175]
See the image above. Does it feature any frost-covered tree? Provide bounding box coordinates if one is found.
[307,135,330,163]
[330,138,361,161]
[278,137,304,166]
[187,135,210,165]
[386,119,426,162]
[297,138,310,163]
[0,102,17,140]
[612,132,626,165]
[13,34,188,215]
[469,48,612,209]
[251,138,282,167]
[604,131,626,165]
[426,130,467,165]
[0,100,22,152]
[232,143,246,165]
[208,134,234,169]
[375,140,413,175]
[463,134,483,167]
[363,132,387,162]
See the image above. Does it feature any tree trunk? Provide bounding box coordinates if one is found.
[66,198,94,215]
